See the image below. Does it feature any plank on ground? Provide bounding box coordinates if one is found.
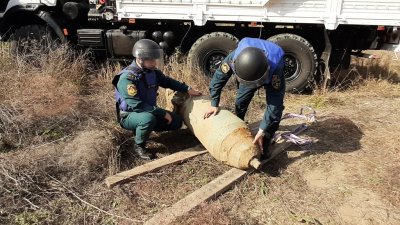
[105,145,207,188]
[144,168,249,225]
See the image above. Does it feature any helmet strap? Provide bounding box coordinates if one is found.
[135,58,143,67]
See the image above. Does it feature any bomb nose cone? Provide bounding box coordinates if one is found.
[249,158,262,170]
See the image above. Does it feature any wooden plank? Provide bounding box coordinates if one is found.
[105,145,207,188]
[144,168,249,225]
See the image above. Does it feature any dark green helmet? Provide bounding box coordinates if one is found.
[132,39,163,60]
[234,47,270,88]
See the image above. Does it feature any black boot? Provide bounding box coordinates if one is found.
[260,135,273,160]
[134,143,155,160]
[260,147,272,160]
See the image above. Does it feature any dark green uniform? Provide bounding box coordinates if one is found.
[115,61,189,146]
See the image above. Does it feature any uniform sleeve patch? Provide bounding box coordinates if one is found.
[127,84,137,96]
[220,62,231,74]
[271,75,281,90]
[127,73,141,81]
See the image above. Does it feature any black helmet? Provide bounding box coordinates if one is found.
[234,47,270,88]
[132,39,163,60]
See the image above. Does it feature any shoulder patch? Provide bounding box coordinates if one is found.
[220,62,231,74]
[271,74,281,90]
[127,84,137,96]
[127,71,143,81]
[124,66,144,81]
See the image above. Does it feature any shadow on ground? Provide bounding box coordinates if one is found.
[117,128,201,170]
[262,116,363,176]
[150,128,201,153]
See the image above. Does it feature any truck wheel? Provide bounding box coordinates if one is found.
[10,24,57,55]
[268,33,317,93]
[188,32,238,77]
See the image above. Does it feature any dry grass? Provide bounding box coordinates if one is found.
[173,201,231,225]
[157,52,210,109]
[162,52,210,93]
[159,52,238,111]
[1,46,399,224]
[330,50,400,91]
[0,44,88,150]
[0,44,124,224]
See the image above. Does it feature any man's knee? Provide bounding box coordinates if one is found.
[138,113,157,128]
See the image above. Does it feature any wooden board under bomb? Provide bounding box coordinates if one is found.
[105,145,206,188]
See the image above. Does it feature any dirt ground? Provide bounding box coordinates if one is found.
[1,48,400,225]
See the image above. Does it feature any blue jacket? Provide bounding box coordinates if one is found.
[209,38,285,133]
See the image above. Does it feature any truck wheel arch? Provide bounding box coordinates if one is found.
[267,33,318,93]
[1,6,65,43]
[36,11,66,43]
[187,32,238,77]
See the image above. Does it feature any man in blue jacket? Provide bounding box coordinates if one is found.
[204,37,285,159]
[113,39,201,160]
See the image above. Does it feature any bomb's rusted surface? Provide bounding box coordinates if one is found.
[174,94,261,169]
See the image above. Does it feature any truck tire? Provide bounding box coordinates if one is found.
[267,33,317,93]
[188,32,238,77]
[10,24,57,55]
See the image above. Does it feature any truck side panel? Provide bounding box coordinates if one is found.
[116,0,400,29]
[340,0,400,26]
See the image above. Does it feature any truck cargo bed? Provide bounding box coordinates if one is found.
[117,0,400,29]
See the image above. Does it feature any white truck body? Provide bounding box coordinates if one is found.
[116,0,400,29]
[0,1,56,18]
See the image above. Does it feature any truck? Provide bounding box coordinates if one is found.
[1,0,399,92]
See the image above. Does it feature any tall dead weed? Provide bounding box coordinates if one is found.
[0,44,89,149]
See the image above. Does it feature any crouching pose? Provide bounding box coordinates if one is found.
[113,39,201,160]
